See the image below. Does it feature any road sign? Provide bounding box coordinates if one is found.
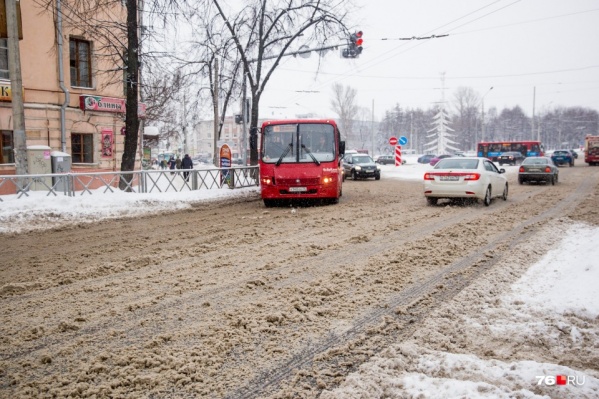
[395,145,402,166]
[389,136,398,145]
[399,136,408,145]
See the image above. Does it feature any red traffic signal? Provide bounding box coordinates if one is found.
[343,30,364,58]
[354,31,363,46]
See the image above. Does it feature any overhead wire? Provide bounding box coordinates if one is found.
[273,0,522,110]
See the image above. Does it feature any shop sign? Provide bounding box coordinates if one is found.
[79,95,146,117]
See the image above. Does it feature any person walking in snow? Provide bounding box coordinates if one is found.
[181,154,193,182]
[168,156,176,175]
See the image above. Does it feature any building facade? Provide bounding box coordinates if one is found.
[1,2,142,188]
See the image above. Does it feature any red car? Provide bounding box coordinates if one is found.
[429,154,452,166]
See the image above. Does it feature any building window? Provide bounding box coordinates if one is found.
[0,39,8,80]
[71,133,93,163]
[70,38,92,87]
[1,130,14,164]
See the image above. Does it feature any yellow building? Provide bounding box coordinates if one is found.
[1,1,143,189]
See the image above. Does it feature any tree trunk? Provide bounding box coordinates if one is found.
[120,0,140,191]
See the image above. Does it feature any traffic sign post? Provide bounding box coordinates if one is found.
[395,145,402,166]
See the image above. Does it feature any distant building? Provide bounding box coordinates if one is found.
[194,116,268,160]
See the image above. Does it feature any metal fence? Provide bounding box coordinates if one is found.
[0,166,259,202]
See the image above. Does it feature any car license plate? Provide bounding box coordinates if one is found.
[289,187,307,192]
[440,176,459,181]
[528,168,540,172]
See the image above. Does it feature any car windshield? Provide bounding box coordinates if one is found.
[522,158,548,165]
[435,158,479,169]
[503,152,519,156]
[353,155,372,164]
[553,150,569,155]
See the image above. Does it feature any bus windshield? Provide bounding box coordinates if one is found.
[262,123,335,164]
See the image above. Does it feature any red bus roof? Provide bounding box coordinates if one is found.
[261,119,339,127]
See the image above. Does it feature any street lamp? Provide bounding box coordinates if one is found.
[480,87,493,143]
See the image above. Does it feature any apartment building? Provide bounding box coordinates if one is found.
[1,1,143,180]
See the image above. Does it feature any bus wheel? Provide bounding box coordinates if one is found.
[263,199,276,207]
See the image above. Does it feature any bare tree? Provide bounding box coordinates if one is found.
[207,0,353,165]
[452,87,479,150]
[330,82,358,144]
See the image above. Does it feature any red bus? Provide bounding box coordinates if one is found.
[584,135,599,166]
[259,119,344,207]
[477,140,544,161]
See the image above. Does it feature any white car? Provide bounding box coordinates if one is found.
[423,157,508,206]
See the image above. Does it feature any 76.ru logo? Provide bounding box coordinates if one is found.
[536,375,585,386]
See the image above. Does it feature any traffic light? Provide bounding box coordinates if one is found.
[342,31,363,58]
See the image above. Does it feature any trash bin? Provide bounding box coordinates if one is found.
[26,145,52,191]
[51,151,72,193]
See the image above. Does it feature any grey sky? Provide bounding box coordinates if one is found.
[258,0,599,120]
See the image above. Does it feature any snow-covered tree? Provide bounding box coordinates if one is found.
[425,104,459,154]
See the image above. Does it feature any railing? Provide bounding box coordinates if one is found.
[0,166,259,202]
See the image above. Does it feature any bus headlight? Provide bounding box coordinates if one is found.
[322,176,334,184]
[261,177,273,185]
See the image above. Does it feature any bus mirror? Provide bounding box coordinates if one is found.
[339,141,345,155]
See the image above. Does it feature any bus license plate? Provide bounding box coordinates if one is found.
[440,176,459,181]
[289,187,307,192]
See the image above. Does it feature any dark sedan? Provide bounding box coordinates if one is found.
[518,157,559,185]
[375,155,394,165]
[551,150,575,167]
[498,151,525,166]
[342,153,381,180]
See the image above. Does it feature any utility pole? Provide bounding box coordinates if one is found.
[5,0,27,176]
[531,86,536,140]
[480,87,493,143]
[370,99,374,156]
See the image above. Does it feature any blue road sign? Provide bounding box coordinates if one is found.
[399,136,408,145]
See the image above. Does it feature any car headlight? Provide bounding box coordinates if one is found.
[355,166,362,171]
[376,165,381,170]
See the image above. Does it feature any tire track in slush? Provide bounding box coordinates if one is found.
[222,171,598,398]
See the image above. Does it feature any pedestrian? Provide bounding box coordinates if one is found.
[176,156,182,170]
[181,153,193,182]
[168,156,176,175]
[160,159,167,170]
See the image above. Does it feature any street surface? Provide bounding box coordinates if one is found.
[1,164,598,398]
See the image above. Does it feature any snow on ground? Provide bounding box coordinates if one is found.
[1,155,598,397]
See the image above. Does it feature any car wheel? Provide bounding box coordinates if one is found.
[352,170,357,180]
[570,161,574,167]
[483,186,492,206]
[518,177,524,185]
[426,197,438,206]
[263,199,276,208]
[375,173,381,181]
[502,183,508,201]
[551,175,556,185]
[555,174,558,184]
[342,172,346,182]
